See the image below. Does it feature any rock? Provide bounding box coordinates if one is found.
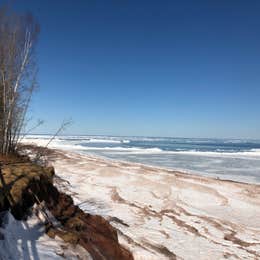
[45,190,133,259]
[0,161,133,259]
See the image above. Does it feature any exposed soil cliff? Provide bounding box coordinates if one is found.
[0,156,133,260]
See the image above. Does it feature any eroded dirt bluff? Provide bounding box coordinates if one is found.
[0,158,133,260]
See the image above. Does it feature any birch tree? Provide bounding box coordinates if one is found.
[0,6,39,155]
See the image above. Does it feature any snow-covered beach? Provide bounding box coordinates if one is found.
[20,137,260,259]
[1,1,260,259]
[24,135,260,184]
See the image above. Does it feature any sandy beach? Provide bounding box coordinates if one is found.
[27,144,260,260]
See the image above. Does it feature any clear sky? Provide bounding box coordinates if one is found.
[10,0,260,138]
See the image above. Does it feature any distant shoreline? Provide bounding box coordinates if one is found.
[22,135,260,184]
[26,133,260,142]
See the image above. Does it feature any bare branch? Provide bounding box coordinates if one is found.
[0,6,39,155]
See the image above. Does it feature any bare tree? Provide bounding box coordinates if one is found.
[33,119,72,165]
[0,6,40,155]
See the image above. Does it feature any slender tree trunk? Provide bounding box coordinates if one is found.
[0,6,39,155]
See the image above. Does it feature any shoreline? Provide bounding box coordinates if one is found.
[76,150,260,186]
[74,149,260,187]
[22,138,260,185]
[25,144,260,259]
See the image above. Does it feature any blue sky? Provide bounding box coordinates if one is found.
[11,0,260,138]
